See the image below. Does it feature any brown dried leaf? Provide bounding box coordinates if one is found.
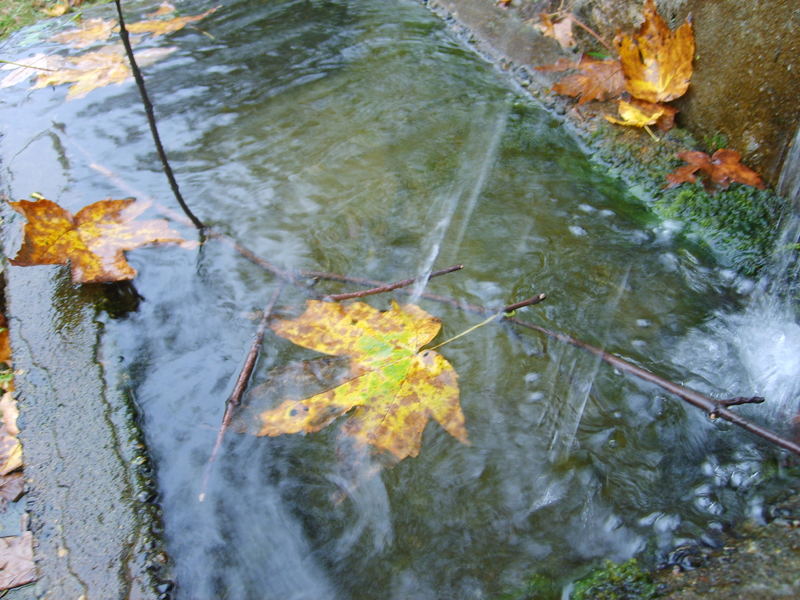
[549,55,625,105]
[615,0,694,103]
[0,532,36,591]
[9,197,185,284]
[666,149,766,191]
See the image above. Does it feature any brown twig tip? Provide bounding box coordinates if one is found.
[324,264,465,302]
[503,294,547,313]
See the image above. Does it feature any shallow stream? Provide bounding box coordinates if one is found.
[1,1,798,598]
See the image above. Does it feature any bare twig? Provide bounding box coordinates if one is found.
[199,285,284,501]
[570,15,614,53]
[114,0,205,230]
[75,153,800,456]
[324,265,464,301]
[506,317,800,456]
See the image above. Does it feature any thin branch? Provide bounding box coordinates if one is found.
[506,317,800,456]
[503,294,547,313]
[324,265,464,301]
[113,0,205,230]
[73,154,800,455]
[570,15,614,53]
[199,285,284,501]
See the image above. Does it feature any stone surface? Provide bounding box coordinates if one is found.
[673,0,800,185]
[3,263,168,599]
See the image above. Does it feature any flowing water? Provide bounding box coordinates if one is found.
[1,0,798,598]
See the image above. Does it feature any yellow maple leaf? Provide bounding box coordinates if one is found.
[605,98,664,127]
[8,196,185,284]
[126,6,219,38]
[615,0,694,103]
[49,17,118,48]
[259,300,468,460]
[31,45,176,100]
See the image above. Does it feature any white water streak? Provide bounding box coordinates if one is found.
[408,102,509,303]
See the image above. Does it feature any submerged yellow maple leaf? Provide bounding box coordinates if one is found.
[9,196,185,283]
[259,300,468,460]
[30,45,175,99]
[615,0,694,103]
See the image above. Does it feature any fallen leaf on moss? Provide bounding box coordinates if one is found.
[31,45,176,99]
[615,0,694,103]
[259,300,468,460]
[0,532,36,591]
[539,55,625,105]
[666,149,765,191]
[535,12,577,49]
[9,196,186,283]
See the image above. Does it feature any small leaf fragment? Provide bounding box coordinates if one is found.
[9,196,186,283]
[259,300,468,460]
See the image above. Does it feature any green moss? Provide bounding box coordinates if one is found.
[656,182,785,275]
[495,573,561,600]
[0,0,109,40]
[571,559,658,600]
[703,132,729,153]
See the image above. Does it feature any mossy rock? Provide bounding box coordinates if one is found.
[572,559,659,600]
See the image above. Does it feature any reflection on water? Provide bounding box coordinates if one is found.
[1,0,797,598]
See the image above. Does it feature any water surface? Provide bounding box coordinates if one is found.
[1,1,794,598]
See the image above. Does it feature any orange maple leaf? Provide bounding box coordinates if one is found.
[666,149,765,191]
[8,197,186,283]
[538,55,625,105]
[615,0,694,103]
